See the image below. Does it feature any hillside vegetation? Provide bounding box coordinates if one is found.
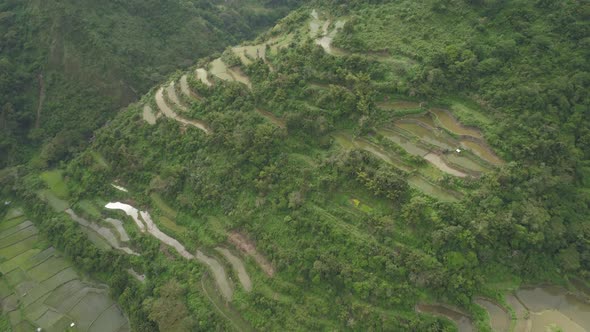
[0,0,302,167]
[1,0,589,331]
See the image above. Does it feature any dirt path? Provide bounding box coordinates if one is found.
[216,247,252,292]
[229,232,274,277]
[34,74,46,129]
[155,87,211,134]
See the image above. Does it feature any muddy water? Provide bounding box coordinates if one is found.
[424,153,468,177]
[475,298,510,332]
[460,140,503,166]
[430,108,482,139]
[515,286,590,332]
[395,122,455,150]
[216,247,252,292]
[155,87,210,134]
[408,113,436,127]
[408,176,460,202]
[196,250,233,300]
[378,128,429,156]
[195,68,212,86]
[445,153,489,173]
[142,105,156,125]
[506,294,532,332]
[416,304,474,332]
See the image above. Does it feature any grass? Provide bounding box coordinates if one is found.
[158,215,187,234]
[91,151,109,169]
[40,170,69,199]
[37,190,69,212]
[150,193,178,218]
[76,200,102,219]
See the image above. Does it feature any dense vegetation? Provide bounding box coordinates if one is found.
[1,0,589,331]
[0,0,302,167]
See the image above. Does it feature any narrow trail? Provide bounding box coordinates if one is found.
[155,87,211,134]
[34,73,46,129]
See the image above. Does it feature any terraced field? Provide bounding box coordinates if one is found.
[0,209,129,332]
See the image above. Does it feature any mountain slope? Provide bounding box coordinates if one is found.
[3,1,589,331]
[0,0,302,167]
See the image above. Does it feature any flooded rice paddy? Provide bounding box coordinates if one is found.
[165,81,185,110]
[179,74,198,100]
[195,68,212,86]
[475,298,510,332]
[514,285,590,332]
[416,304,474,332]
[216,247,253,292]
[0,210,129,331]
[155,86,210,133]
[424,153,469,177]
[105,201,235,300]
[430,108,483,139]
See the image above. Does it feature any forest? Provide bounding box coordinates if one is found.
[1,0,589,331]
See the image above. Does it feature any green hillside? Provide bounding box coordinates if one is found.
[2,0,589,331]
[0,0,302,167]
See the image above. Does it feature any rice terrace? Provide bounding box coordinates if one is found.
[0,0,589,331]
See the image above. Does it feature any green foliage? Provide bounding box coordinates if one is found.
[6,1,590,331]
